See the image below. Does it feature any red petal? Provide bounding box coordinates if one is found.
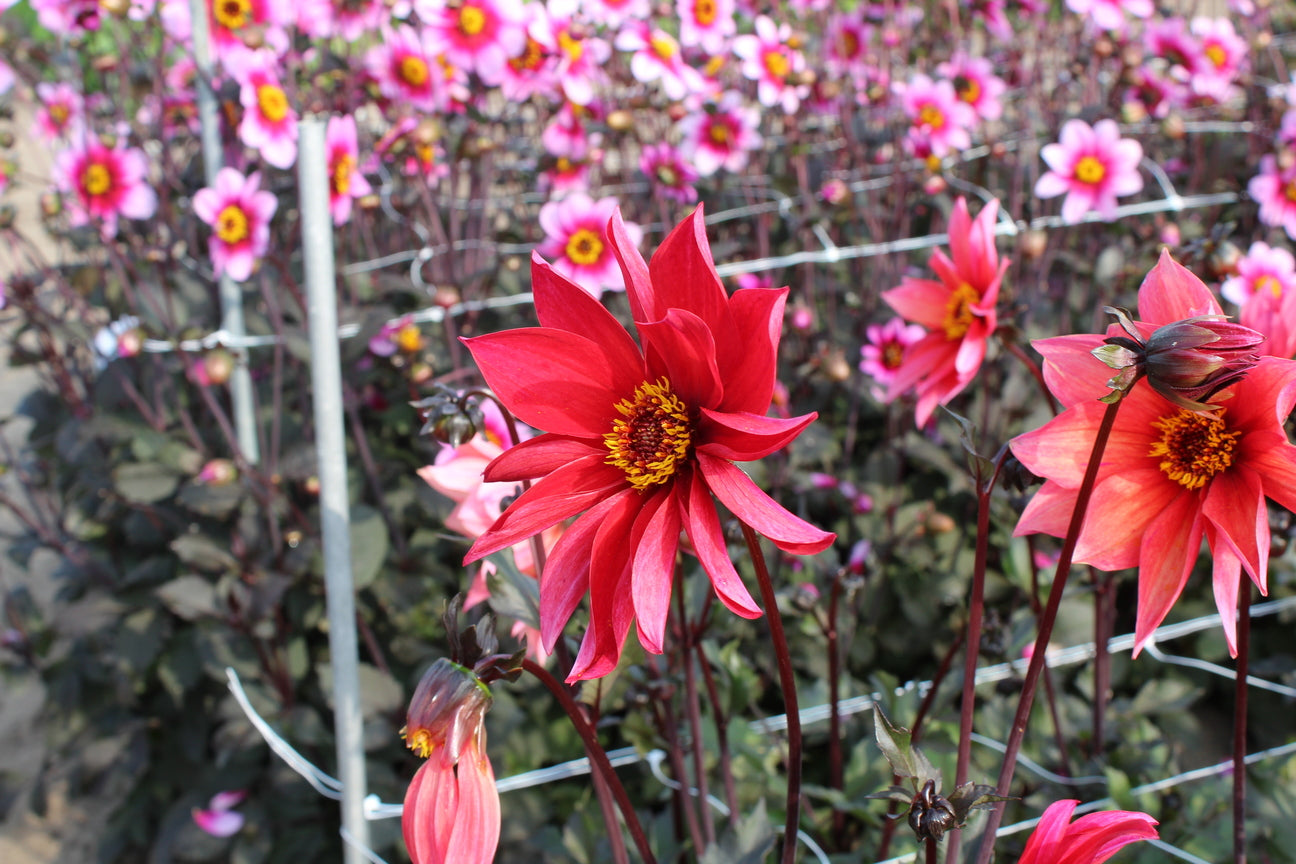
[530,252,645,375]
[464,455,624,564]
[1242,431,1296,514]
[538,496,624,652]
[1223,356,1296,433]
[630,488,682,654]
[1136,248,1223,325]
[1073,469,1176,572]
[481,434,603,482]
[718,285,787,414]
[1061,809,1159,864]
[445,741,500,864]
[463,329,634,436]
[698,409,815,461]
[1033,334,1111,408]
[696,453,835,554]
[1202,467,1267,587]
[608,207,655,324]
[568,491,639,681]
[403,759,457,864]
[1133,492,1204,654]
[882,277,950,331]
[1017,799,1079,864]
[681,469,762,618]
[647,204,730,332]
[639,308,725,408]
[1206,524,1243,656]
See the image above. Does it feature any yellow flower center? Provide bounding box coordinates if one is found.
[1285,180,1296,203]
[763,49,789,80]
[1255,275,1283,298]
[213,0,251,30]
[565,228,604,266]
[215,204,249,243]
[459,4,486,36]
[651,33,677,61]
[81,162,112,197]
[401,725,435,759]
[510,36,545,72]
[257,84,288,122]
[837,30,859,58]
[918,104,945,130]
[943,282,980,339]
[49,104,70,126]
[332,154,354,196]
[708,121,730,145]
[705,55,724,77]
[1074,155,1106,185]
[693,0,717,25]
[399,55,429,87]
[1204,43,1226,69]
[559,30,584,63]
[396,323,423,354]
[656,164,678,186]
[1149,409,1239,491]
[604,378,693,490]
[954,75,981,105]
[882,341,905,370]
[555,156,574,173]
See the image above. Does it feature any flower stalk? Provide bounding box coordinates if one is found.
[1234,572,1252,864]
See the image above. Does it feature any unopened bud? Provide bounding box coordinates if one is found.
[606,109,633,132]
[203,348,234,386]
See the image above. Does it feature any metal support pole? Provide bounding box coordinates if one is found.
[298,117,369,864]
[188,0,261,464]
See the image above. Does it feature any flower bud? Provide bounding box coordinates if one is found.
[402,658,493,766]
[1142,317,1264,412]
[197,458,238,486]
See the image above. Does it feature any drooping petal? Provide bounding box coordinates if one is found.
[463,329,634,436]
[1205,525,1243,656]
[568,491,639,681]
[442,740,500,864]
[629,488,683,654]
[1074,469,1177,572]
[403,758,458,864]
[480,434,603,483]
[697,409,816,461]
[538,496,626,651]
[696,453,835,554]
[1058,808,1159,864]
[681,468,762,618]
[464,455,625,564]
[530,252,645,375]
[1132,492,1204,654]
[639,309,725,408]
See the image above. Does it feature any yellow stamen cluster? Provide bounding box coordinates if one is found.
[510,36,545,72]
[565,228,604,266]
[693,0,717,26]
[605,378,693,490]
[1149,408,1240,490]
[708,121,730,146]
[215,204,249,244]
[955,75,981,105]
[763,49,789,80]
[459,4,486,36]
[81,163,112,197]
[558,30,584,62]
[401,725,435,759]
[1074,155,1106,185]
[214,0,251,30]
[943,282,980,340]
[257,85,288,122]
[332,154,354,197]
[1255,275,1283,298]
[1204,43,1227,69]
[399,55,430,87]
[918,104,946,130]
[651,33,678,61]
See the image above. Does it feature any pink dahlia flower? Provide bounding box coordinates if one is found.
[859,317,927,401]
[418,0,527,87]
[536,193,642,299]
[676,90,763,177]
[161,0,291,68]
[497,3,560,103]
[1248,155,1296,240]
[547,0,612,106]
[193,168,277,282]
[882,197,1007,427]
[616,24,707,102]
[34,82,86,141]
[54,138,157,239]
[227,50,298,170]
[1189,17,1246,102]
[1016,800,1157,864]
[732,15,808,114]
[898,74,976,158]
[677,0,735,55]
[366,25,446,112]
[937,54,1006,122]
[326,114,372,226]
[1035,118,1143,224]
[639,142,699,205]
[1221,241,1296,309]
[1065,0,1151,31]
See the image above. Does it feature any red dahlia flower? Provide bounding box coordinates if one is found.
[1016,800,1157,864]
[463,205,835,681]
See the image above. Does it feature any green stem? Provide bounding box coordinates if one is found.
[740,523,802,864]
[972,396,1124,864]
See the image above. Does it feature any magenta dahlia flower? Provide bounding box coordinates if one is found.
[193,168,277,282]
[462,205,835,680]
[1035,119,1144,224]
[536,193,641,299]
[54,138,157,239]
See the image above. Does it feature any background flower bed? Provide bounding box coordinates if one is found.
[0,0,1294,862]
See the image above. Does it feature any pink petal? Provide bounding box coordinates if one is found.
[443,741,500,864]
[1206,524,1243,655]
[1017,799,1079,864]
[882,277,953,331]
[1032,334,1107,407]
[1202,467,1267,587]
[193,808,244,837]
[1060,809,1159,864]
[681,468,762,617]
[403,758,457,863]
[696,453,835,554]
[538,496,626,652]
[1074,469,1177,572]
[1136,248,1222,324]
[1133,491,1204,654]
[697,409,815,461]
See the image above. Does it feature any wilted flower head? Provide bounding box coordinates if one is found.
[403,657,493,765]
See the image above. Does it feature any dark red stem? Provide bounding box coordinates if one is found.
[1234,574,1251,864]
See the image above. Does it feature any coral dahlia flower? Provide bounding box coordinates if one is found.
[193,168,277,282]
[462,205,835,681]
[882,197,1007,427]
[1035,119,1143,224]
[1016,800,1157,864]
[53,138,157,239]
[1013,252,1296,654]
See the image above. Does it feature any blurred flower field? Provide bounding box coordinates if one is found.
[0,0,1295,862]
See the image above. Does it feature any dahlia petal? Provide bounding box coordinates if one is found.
[639,309,725,408]
[462,329,626,436]
[682,469,762,618]
[1206,525,1243,655]
[630,489,683,654]
[403,758,458,864]
[1060,190,1093,225]
[464,454,624,565]
[1017,799,1079,864]
[1202,468,1267,586]
[1226,356,1296,432]
[696,453,835,554]
[1136,248,1223,323]
[647,204,730,331]
[538,498,625,652]
[717,285,788,415]
[1074,469,1177,572]
[568,491,639,681]
[530,253,645,384]
[1032,333,1107,406]
[697,409,815,461]
[1039,144,1070,177]
[608,207,655,324]
[1061,809,1159,864]
[443,741,500,864]
[882,278,953,331]
[480,434,603,483]
[1132,492,1204,654]
[192,808,244,838]
[1033,171,1070,199]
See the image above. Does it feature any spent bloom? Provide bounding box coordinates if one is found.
[193,168,277,282]
[1013,252,1296,654]
[536,193,642,299]
[1035,119,1143,224]
[53,138,157,239]
[1016,800,1157,864]
[882,197,1007,427]
[462,205,835,680]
